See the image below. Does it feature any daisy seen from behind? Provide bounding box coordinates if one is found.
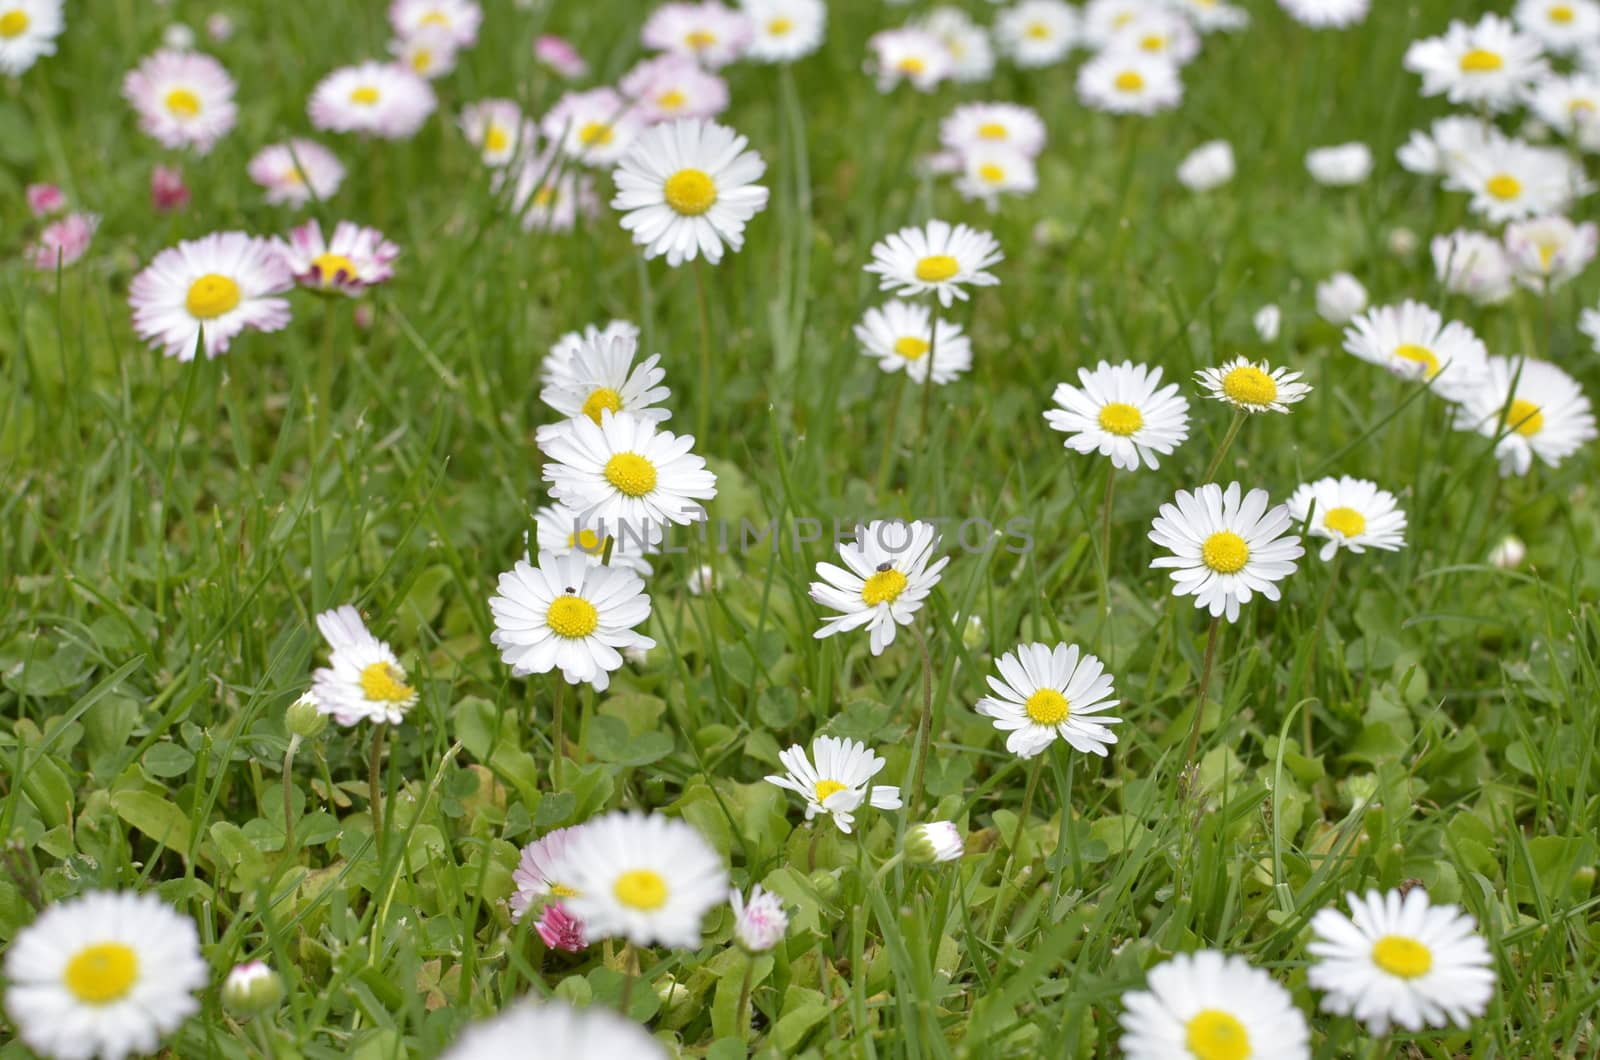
[865,219,1003,307]
[1452,356,1597,476]
[854,299,973,385]
[309,61,436,139]
[975,642,1121,759]
[441,999,665,1060]
[248,140,344,206]
[809,519,949,656]
[544,320,642,389]
[311,604,417,726]
[1278,0,1369,28]
[1341,300,1488,400]
[123,49,237,153]
[0,0,64,76]
[1196,356,1311,415]
[1432,229,1515,304]
[541,410,718,527]
[1149,482,1304,623]
[1045,360,1191,472]
[612,118,769,268]
[129,231,292,361]
[274,219,399,296]
[765,735,903,833]
[1287,476,1408,561]
[1119,950,1310,1060]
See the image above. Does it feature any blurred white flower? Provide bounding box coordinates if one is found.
[1316,272,1368,324]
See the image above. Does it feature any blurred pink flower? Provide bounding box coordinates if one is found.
[152,164,190,211]
[535,902,587,952]
[534,34,586,79]
[26,213,99,271]
[26,184,66,217]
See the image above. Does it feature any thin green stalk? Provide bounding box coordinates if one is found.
[1182,617,1225,769]
[874,377,907,496]
[367,724,386,864]
[908,623,936,818]
[693,259,714,442]
[552,678,566,789]
[917,297,942,448]
[1201,411,1247,483]
[1099,463,1117,654]
[735,954,757,1043]
[1291,550,1342,756]
[984,753,1044,944]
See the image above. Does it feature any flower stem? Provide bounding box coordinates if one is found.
[1201,410,1247,483]
[282,735,299,862]
[1182,617,1225,768]
[1291,550,1342,756]
[917,297,941,452]
[1099,463,1118,653]
[985,754,1044,944]
[552,678,566,790]
[367,724,387,864]
[874,376,907,496]
[693,258,714,442]
[735,954,757,1042]
[908,623,935,818]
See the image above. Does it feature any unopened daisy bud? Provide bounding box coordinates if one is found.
[808,868,842,900]
[906,821,964,865]
[1316,271,1368,325]
[960,613,984,651]
[285,691,327,739]
[162,22,196,51]
[1253,304,1281,342]
[222,961,284,1016]
[1388,227,1419,258]
[655,972,690,1010]
[1489,534,1526,569]
[729,885,788,953]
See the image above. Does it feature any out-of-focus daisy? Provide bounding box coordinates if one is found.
[157,22,189,53]
[1443,137,1590,222]
[1528,74,1600,151]
[541,411,717,526]
[488,551,655,691]
[922,6,994,82]
[510,825,584,923]
[1306,142,1372,186]
[1082,0,1149,48]
[543,87,645,167]
[248,140,344,205]
[544,320,641,389]
[954,144,1038,208]
[501,150,599,233]
[740,0,825,62]
[1149,482,1304,623]
[1119,950,1310,1060]
[729,886,788,952]
[1583,303,1600,351]
[538,328,670,436]
[388,0,480,48]
[553,811,728,949]
[940,101,1046,159]
[533,501,659,577]
[123,49,237,153]
[1288,476,1408,561]
[1490,533,1528,568]
[129,231,292,361]
[1316,271,1368,324]
[1278,0,1369,28]
[1396,115,1506,175]
[905,820,964,864]
[864,219,1003,307]
[1432,229,1515,304]
[1404,14,1550,111]
[1169,0,1250,33]
[1514,0,1600,52]
[995,0,1079,67]
[535,34,587,79]
[309,61,436,139]
[441,999,665,1060]
[641,1,752,68]
[1104,8,1200,66]
[1254,304,1281,341]
[1196,356,1311,415]
[854,299,972,385]
[26,182,64,216]
[1452,356,1597,476]
[1076,50,1183,115]
[975,642,1121,759]
[1504,215,1599,288]
[867,27,953,92]
[1177,140,1235,191]
[26,212,96,272]
[0,0,64,76]
[621,54,730,124]
[1342,301,1488,398]
[765,735,903,833]
[151,163,189,211]
[3,890,210,1060]
[1308,888,1495,1036]
[1046,360,1191,472]
[810,519,948,656]
[311,605,417,726]
[274,219,399,296]
[390,26,458,79]
[220,960,283,1017]
[459,99,527,167]
[206,13,233,42]
[535,903,587,952]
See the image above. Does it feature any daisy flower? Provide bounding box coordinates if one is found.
[1287,476,1408,561]
[1528,74,1600,151]
[1168,0,1250,33]
[612,118,768,268]
[542,410,716,527]
[1316,271,1368,324]
[809,519,949,656]
[311,605,417,725]
[765,735,903,833]
[1432,228,1516,304]
[975,642,1122,759]
[620,54,730,124]
[510,825,584,923]
[441,1000,665,1060]
[1504,215,1598,288]
[1395,115,1506,176]
[123,49,237,153]
[922,6,995,82]
[954,145,1038,209]
[1177,140,1236,192]
[1045,360,1191,471]
[730,885,789,952]
[641,1,752,68]
[1082,0,1149,48]
[26,212,97,272]
[939,101,1047,159]
[390,26,459,79]
[1195,356,1311,415]
[1403,14,1550,111]
[4,890,210,1060]
[552,811,728,949]
[535,34,588,80]
[248,139,345,205]
[309,61,436,139]
[544,320,641,388]
[1514,0,1600,53]
[274,219,399,296]
[536,903,587,953]
[129,231,292,361]
[867,27,953,92]
[995,0,1079,68]
[1278,0,1369,28]
[388,0,480,48]
[501,150,599,233]
[864,219,1003,307]
[854,300,973,385]
[1254,304,1281,341]
[1305,142,1372,186]
[1104,8,1200,66]
[537,327,670,435]
[1119,950,1310,1060]
[458,99,527,167]
[488,551,655,692]
[1584,303,1600,351]
[1308,888,1496,1035]
[906,820,964,864]
[1149,482,1304,623]
[1076,50,1183,115]
[26,182,65,216]
[0,0,64,76]
[533,501,659,577]
[543,87,645,167]
[740,0,825,62]
[1452,356,1597,476]
[1341,300,1489,398]
[1443,138,1590,222]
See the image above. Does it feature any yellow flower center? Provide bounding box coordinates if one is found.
[359,661,415,703]
[411,49,434,73]
[914,254,960,282]
[578,121,613,146]
[1570,98,1596,116]
[580,387,623,423]
[1372,935,1433,979]
[550,882,579,898]
[420,10,451,26]
[978,163,1006,184]
[1114,70,1145,92]
[663,167,717,215]
[165,88,202,118]
[1202,531,1250,574]
[1550,4,1575,22]
[566,529,604,553]
[898,55,927,74]
[1486,174,1522,201]
[1113,11,1136,26]
[1324,506,1367,537]
[64,943,140,1005]
[1508,398,1544,437]
[769,16,793,34]
[185,273,242,319]
[1220,365,1278,406]
[1184,1009,1251,1060]
[1025,21,1051,39]
[603,452,658,497]
[814,779,847,802]
[977,122,1008,140]
[546,594,600,638]
[894,336,931,361]
[686,29,717,48]
[484,124,510,154]
[533,185,557,207]
[1024,688,1070,725]
[657,88,687,110]
[1393,343,1440,377]
[0,9,30,36]
[1459,48,1504,72]
[350,86,381,105]
[861,568,908,605]
[613,868,669,910]
[1097,402,1144,436]
[1140,34,1165,51]
[312,252,357,284]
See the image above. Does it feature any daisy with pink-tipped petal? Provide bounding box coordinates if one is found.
[309,61,436,139]
[500,150,599,233]
[388,0,480,48]
[123,49,237,153]
[26,212,97,271]
[460,99,528,167]
[536,904,588,952]
[275,220,399,297]
[641,2,752,68]
[510,826,585,923]
[542,87,645,167]
[620,54,730,123]
[248,140,345,206]
[26,183,64,216]
[130,232,292,361]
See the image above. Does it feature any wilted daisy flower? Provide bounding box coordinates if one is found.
[537,328,670,437]
[621,54,730,124]
[309,61,436,139]
[1515,0,1600,52]
[544,320,641,388]
[542,411,717,527]
[1342,300,1489,398]
[489,551,655,691]
[1316,271,1368,324]
[123,49,237,153]
[642,1,752,68]
[1104,8,1200,66]
[922,6,995,82]
[4,890,210,1060]
[1288,477,1408,561]
[865,219,1003,307]
[940,101,1047,159]
[1169,0,1250,32]
[554,811,728,949]
[1306,142,1372,186]
[810,520,949,656]
[995,0,1079,67]
[1119,950,1310,1060]
[26,212,97,272]
[1396,114,1506,175]
[502,150,600,233]
[1177,140,1236,192]
[1443,137,1589,222]
[1196,356,1311,414]
[129,231,292,361]
[1149,482,1304,623]
[1504,215,1598,288]
[730,886,788,952]
[954,144,1038,208]
[533,501,659,576]
[275,219,399,296]
[0,0,64,76]
[389,0,480,48]
[1076,50,1183,115]
[905,821,964,864]
[611,118,768,268]
[867,27,953,92]
[766,735,903,833]
[543,87,645,167]
[1279,0,1368,28]
[1452,356,1597,476]
[441,1000,665,1060]
[1404,14,1549,111]
[311,605,417,725]
[1046,361,1191,472]
[1528,74,1600,151]
[854,299,973,385]
[740,0,825,62]
[1432,228,1515,304]
[510,825,584,923]
[536,34,588,79]
[975,642,1122,759]
[390,26,459,79]
[1308,888,1495,1036]
[458,99,527,166]
[248,140,345,205]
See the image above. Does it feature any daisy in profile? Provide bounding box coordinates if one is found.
[1076,50,1183,115]
[544,320,641,388]
[975,642,1121,759]
[1177,140,1236,192]
[309,61,436,139]
[1395,115,1505,176]
[1514,0,1600,52]
[1045,361,1191,472]
[1305,142,1372,186]
[620,54,730,124]
[129,231,292,361]
[1403,14,1549,111]
[1308,888,1495,1035]
[1288,477,1408,561]
[866,27,953,92]
[542,411,717,527]
[509,825,585,923]
[1504,215,1598,289]
[123,49,237,153]
[0,0,64,76]
[730,885,789,952]
[389,0,481,48]
[1582,304,1600,351]
[1452,356,1597,476]
[1341,301,1489,398]
[854,300,973,385]
[489,551,654,691]
[1196,356,1311,415]
[311,605,417,725]
[995,0,1079,68]
[1149,482,1304,623]
[954,145,1038,209]
[865,220,1003,307]
[4,890,210,1060]
[939,102,1047,159]
[538,329,670,436]
[1443,138,1589,223]
[1432,229,1515,304]
[542,87,645,167]
[390,26,459,80]
[810,519,949,656]
[641,1,752,68]
[765,735,903,833]
[612,118,768,268]
[1528,74,1600,151]
[1119,950,1310,1060]
[1278,0,1369,28]
[741,0,825,62]
[248,139,345,205]
[459,99,527,166]
[441,999,665,1060]
[922,7,994,82]
[533,501,659,576]
[274,219,399,296]
[552,811,728,949]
